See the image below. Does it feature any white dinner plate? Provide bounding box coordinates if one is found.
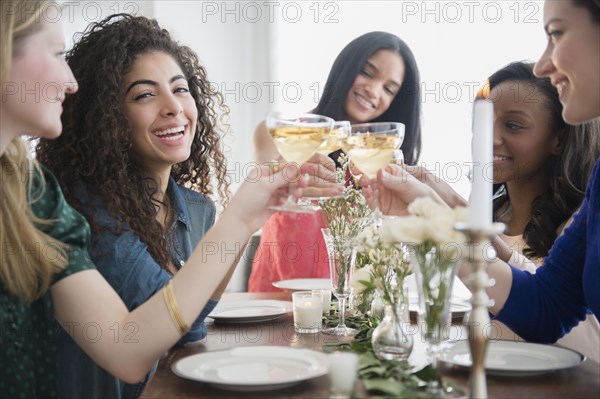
[408,300,471,316]
[440,340,585,376]
[208,300,292,324]
[272,278,331,291]
[172,346,329,391]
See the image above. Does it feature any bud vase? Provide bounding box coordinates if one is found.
[371,289,413,361]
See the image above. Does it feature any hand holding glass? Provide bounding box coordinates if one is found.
[341,122,404,224]
[267,112,334,213]
[341,122,404,179]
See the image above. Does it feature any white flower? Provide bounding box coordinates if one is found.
[354,225,378,252]
[380,215,429,245]
[452,206,469,223]
[426,214,464,246]
[407,197,448,218]
[350,264,374,293]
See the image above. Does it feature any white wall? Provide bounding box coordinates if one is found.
[268,1,546,198]
[61,1,547,291]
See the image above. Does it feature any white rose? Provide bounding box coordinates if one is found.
[452,206,469,223]
[380,215,429,245]
[350,264,374,293]
[407,197,448,218]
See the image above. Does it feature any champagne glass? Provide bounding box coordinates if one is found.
[300,120,351,204]
[316,120,351,156]
[267,112,333,213]
[341,122,405,225]
[321,228,358,336]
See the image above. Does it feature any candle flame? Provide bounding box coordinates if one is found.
[476,81,491,100]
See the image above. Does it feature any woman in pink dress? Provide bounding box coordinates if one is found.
[249,31,423,291]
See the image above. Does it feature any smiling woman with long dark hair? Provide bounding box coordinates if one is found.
[249,31,423,292]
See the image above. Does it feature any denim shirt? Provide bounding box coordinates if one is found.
[57,178,218,399]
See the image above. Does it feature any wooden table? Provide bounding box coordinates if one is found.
[140,292,600,398]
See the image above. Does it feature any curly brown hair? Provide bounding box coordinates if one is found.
[36,14,231,270]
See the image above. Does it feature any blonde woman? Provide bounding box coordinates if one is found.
[0,1,300,397]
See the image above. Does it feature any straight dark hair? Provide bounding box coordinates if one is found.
[490,61,600,259]
[572,0,600,23]
[314,31,422,165]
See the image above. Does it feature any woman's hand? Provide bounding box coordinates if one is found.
[403,164,467,207]
[359,163,447,216]
[299,152,344,198]
[224,162,307,233]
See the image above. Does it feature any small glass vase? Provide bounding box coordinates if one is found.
[371,293,413,361]
[411,243,461,397]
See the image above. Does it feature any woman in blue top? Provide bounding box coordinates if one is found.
[363,0,600,347]
[0,2,301,397]
[36,14,231,398]
[489,0,600,342]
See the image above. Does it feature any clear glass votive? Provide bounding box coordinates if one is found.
[292,290,323,333]
[328,351,359,399]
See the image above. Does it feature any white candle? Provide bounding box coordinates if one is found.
[317,289,332,315]
[293,291,322,333]
[469,85,494,228]
[328,351,359,398]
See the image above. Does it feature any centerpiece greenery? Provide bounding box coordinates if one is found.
[323,313,463,398]
[352,224,412,314]
[379,197,467,346]
[319,154,371,294]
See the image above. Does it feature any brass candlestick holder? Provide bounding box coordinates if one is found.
[455,222,505,399]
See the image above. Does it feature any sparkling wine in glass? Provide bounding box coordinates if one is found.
[341,122,405,224]
[300,120,351,204]
[316,120,351,156]
[267,112,333,213]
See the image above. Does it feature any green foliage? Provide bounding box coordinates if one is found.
[323,314,462,398]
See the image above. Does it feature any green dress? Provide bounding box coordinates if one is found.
[0,167,95,398]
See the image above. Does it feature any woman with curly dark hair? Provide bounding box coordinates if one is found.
[1,2,299,398]
[36,14,232,398]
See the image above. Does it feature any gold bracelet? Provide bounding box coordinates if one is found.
[162,280,190,335]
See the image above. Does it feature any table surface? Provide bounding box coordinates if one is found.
[140,292,600,399]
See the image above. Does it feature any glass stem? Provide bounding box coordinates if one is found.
[338,297,346,328]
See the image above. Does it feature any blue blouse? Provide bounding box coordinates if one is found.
[57,178,217,399]
[496,159,600,342]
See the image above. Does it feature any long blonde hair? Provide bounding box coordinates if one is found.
[1,0,68,302]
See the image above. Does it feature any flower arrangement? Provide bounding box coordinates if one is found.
[319,154,371,292]
[379,197,468,344]
[319,154,371,240]
[351,224,412,315]
[351,224,416,361]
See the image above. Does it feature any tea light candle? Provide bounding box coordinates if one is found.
[292,291,323,333]
[470,83,494,228]
[316,289,332,315]
[328,351,359,398]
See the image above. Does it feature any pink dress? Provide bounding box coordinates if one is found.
[248,210,330,292]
